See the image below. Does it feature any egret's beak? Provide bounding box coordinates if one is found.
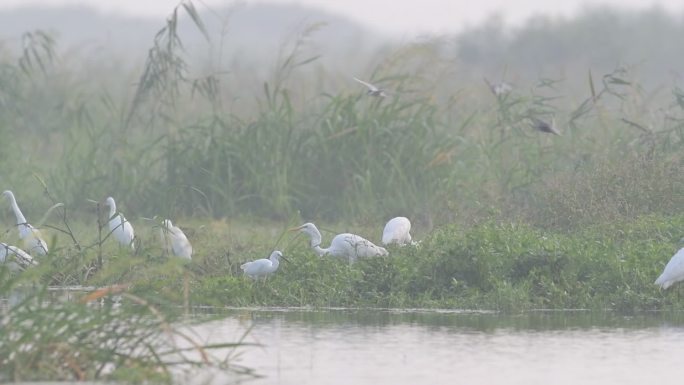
[281,255,290,262]
[288,225,304,232]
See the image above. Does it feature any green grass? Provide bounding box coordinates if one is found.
[0,2,683,381]
[9,212,675,313]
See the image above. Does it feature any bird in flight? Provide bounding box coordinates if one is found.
[353,77,387,98]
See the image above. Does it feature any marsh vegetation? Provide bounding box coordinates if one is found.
[0,1,683,382]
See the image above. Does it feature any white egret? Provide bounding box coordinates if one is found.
[160,219,192,260]
[353,77,388,97]
[382,216,413,246]
[655,247,684,290]
[0,242,38,272]
[290,222,388,261]
[2,190,48,255]
[104,197,135,250]
[241,250,284,279]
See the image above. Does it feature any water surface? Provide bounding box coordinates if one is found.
[193,309,684,385]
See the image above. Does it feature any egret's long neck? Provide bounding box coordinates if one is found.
[108,202,117,219]
[7,193,26,224]
[270,256,280,271]
[307,228,324,252]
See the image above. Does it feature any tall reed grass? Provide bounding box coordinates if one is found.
[0,1,681,229]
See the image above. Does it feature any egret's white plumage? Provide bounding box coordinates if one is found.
[291,222,388,261]
[382,217,413,246]
[0,242,38,272]
[105,197,135,249]
[160,219,192,260]
[241,250,283,279]
[2,190,48,255]
[655,247,684,290]
[353,77,387,97]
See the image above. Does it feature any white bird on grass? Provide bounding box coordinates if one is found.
[2,190,48,255]
[104,197,135,250]
[241,250,285,279]
[290,222,388,261]
[353,77,387,97]
[382,216,413,246]
[655,247,684,290]
[0,242,38,272]
[160,219,192,260]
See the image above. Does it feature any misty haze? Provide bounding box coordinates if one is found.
[0,1,682,384]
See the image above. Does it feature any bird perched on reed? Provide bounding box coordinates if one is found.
[291,222,388,261]
[2,190,48,255]
[353,77,388,97]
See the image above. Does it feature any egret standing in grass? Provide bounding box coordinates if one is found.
[160,219,192,260]
[655,247,684,290]
[104,197,135,250]
[241,250,284,280]
[291,222,388,261]
[3,190,48,255]
[353,77,387,97]
[382,216,413,246]
[160,219,193,311]
[0,242,38,272]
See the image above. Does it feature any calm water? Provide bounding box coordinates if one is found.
[188,309,684,385]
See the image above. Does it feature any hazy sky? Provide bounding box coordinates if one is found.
[1,0,682,36]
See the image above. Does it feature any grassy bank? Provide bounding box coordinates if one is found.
[108,214,682,312]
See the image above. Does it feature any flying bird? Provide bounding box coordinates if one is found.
[353,77,387,97]
[291,222,388,261]
[2,190,48,255]
[382,217,413,246]
[241,250,284,279]
[104,196,135,250]
[531,117,561,136]
[483,78,513,96]
[655,247,684,290]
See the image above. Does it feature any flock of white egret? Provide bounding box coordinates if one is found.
[241,217,414,279]
[0,192,192,273]
[1,188,682,292]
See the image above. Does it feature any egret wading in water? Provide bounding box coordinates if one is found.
[353,77,388,97]
[241,250,285,280]
[290,222,388,262]
[382,217,413,246]
[0,242,38,272]
[655,247,684,290]
[2,190,48,255]
[104,197,135,250]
